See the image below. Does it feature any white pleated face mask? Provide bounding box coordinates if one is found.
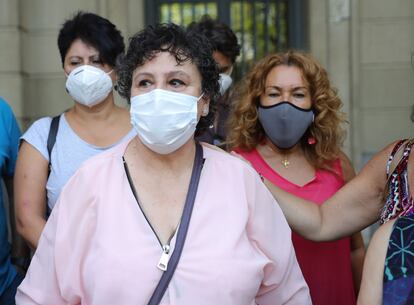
[65,65,113,107]
[218,73,233,95]
[130,89,203,155]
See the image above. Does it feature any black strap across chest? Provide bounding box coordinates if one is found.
[147,142,204,305]
[47,115,60,176]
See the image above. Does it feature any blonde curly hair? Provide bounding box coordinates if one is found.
[227,50,347,170]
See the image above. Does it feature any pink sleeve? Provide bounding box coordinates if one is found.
[245,170,312,305]
[16,169,97,305]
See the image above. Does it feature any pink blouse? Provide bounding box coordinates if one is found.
[16,140,311,305]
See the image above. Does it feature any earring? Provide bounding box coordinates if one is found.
[203,107,209,115]
[308,137,316,145]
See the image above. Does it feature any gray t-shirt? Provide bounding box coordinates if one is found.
[21,113,135,210]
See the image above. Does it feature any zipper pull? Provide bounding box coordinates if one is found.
[157,245,171,271]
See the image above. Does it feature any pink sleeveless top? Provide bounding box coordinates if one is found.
[238,148,356,305]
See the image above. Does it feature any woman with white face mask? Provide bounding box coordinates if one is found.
[14,12,135,250]
[16,24,311,305]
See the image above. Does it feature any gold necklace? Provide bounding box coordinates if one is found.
[281,157,290,168]
[263,144,291,168]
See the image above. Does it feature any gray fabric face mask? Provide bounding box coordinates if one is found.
[258,101,314,149]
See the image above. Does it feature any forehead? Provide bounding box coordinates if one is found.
[133,51,200,77]
[265,65,307,87]
[65,39,99,58]
[212,51,232,68]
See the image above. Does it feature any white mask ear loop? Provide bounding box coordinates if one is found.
[227,66,233,76]
[198,93,209,116]
[198,93,208,116]
[197,92,204,102]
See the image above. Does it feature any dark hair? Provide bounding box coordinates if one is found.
[187,15,240,63]
[57,11,125,67]
[117,23,220,135]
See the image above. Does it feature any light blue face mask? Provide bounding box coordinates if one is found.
[258,101,314,149]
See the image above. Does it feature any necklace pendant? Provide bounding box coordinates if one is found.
[281,159,290,168]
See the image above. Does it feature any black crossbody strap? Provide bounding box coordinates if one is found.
[147,143,204,305]
[45,115,60,217]
[47,115,60,171]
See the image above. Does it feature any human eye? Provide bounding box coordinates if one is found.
[69,59,81,66]
[293,91,307,99]
[293,93,305,98]
[89,56,103,67]
[169,78,186,88]
[137,79,153,88]
[92,60,103,66]
[267,90,280,98]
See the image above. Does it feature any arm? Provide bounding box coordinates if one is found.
[264,143,394,241]
[4,176,30,271]
[340,152,366,295]
[357,219,394,305]
[14,141,48,249]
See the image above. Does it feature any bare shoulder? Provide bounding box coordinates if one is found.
[357,140,401,187]
[18,140,48,164]
[368,140,400,167]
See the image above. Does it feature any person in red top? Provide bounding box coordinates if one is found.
[227,50,365,305]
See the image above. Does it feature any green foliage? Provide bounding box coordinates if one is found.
[158,1,288,79]
[160,3,217,25]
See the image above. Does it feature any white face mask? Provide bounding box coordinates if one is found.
[218,73,233,95]
[65,65,113,107]
[130,88,203,155]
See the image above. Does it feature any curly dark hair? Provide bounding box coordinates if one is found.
[187,15,240,63]
[117,23,220,135]
[57,11,125,67]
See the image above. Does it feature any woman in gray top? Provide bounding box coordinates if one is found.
[14,12,134,249]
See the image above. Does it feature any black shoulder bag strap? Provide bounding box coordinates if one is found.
[47,115,60,177]
[147,142,204,305]
[45,115,60,217]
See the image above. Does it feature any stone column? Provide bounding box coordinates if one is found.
[19,0,137,129]
[0,0,22,121]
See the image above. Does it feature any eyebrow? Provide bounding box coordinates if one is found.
[133,70,190,79]
[68,54,100,60]
[167,70,190,78]
[265,85,308,91]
